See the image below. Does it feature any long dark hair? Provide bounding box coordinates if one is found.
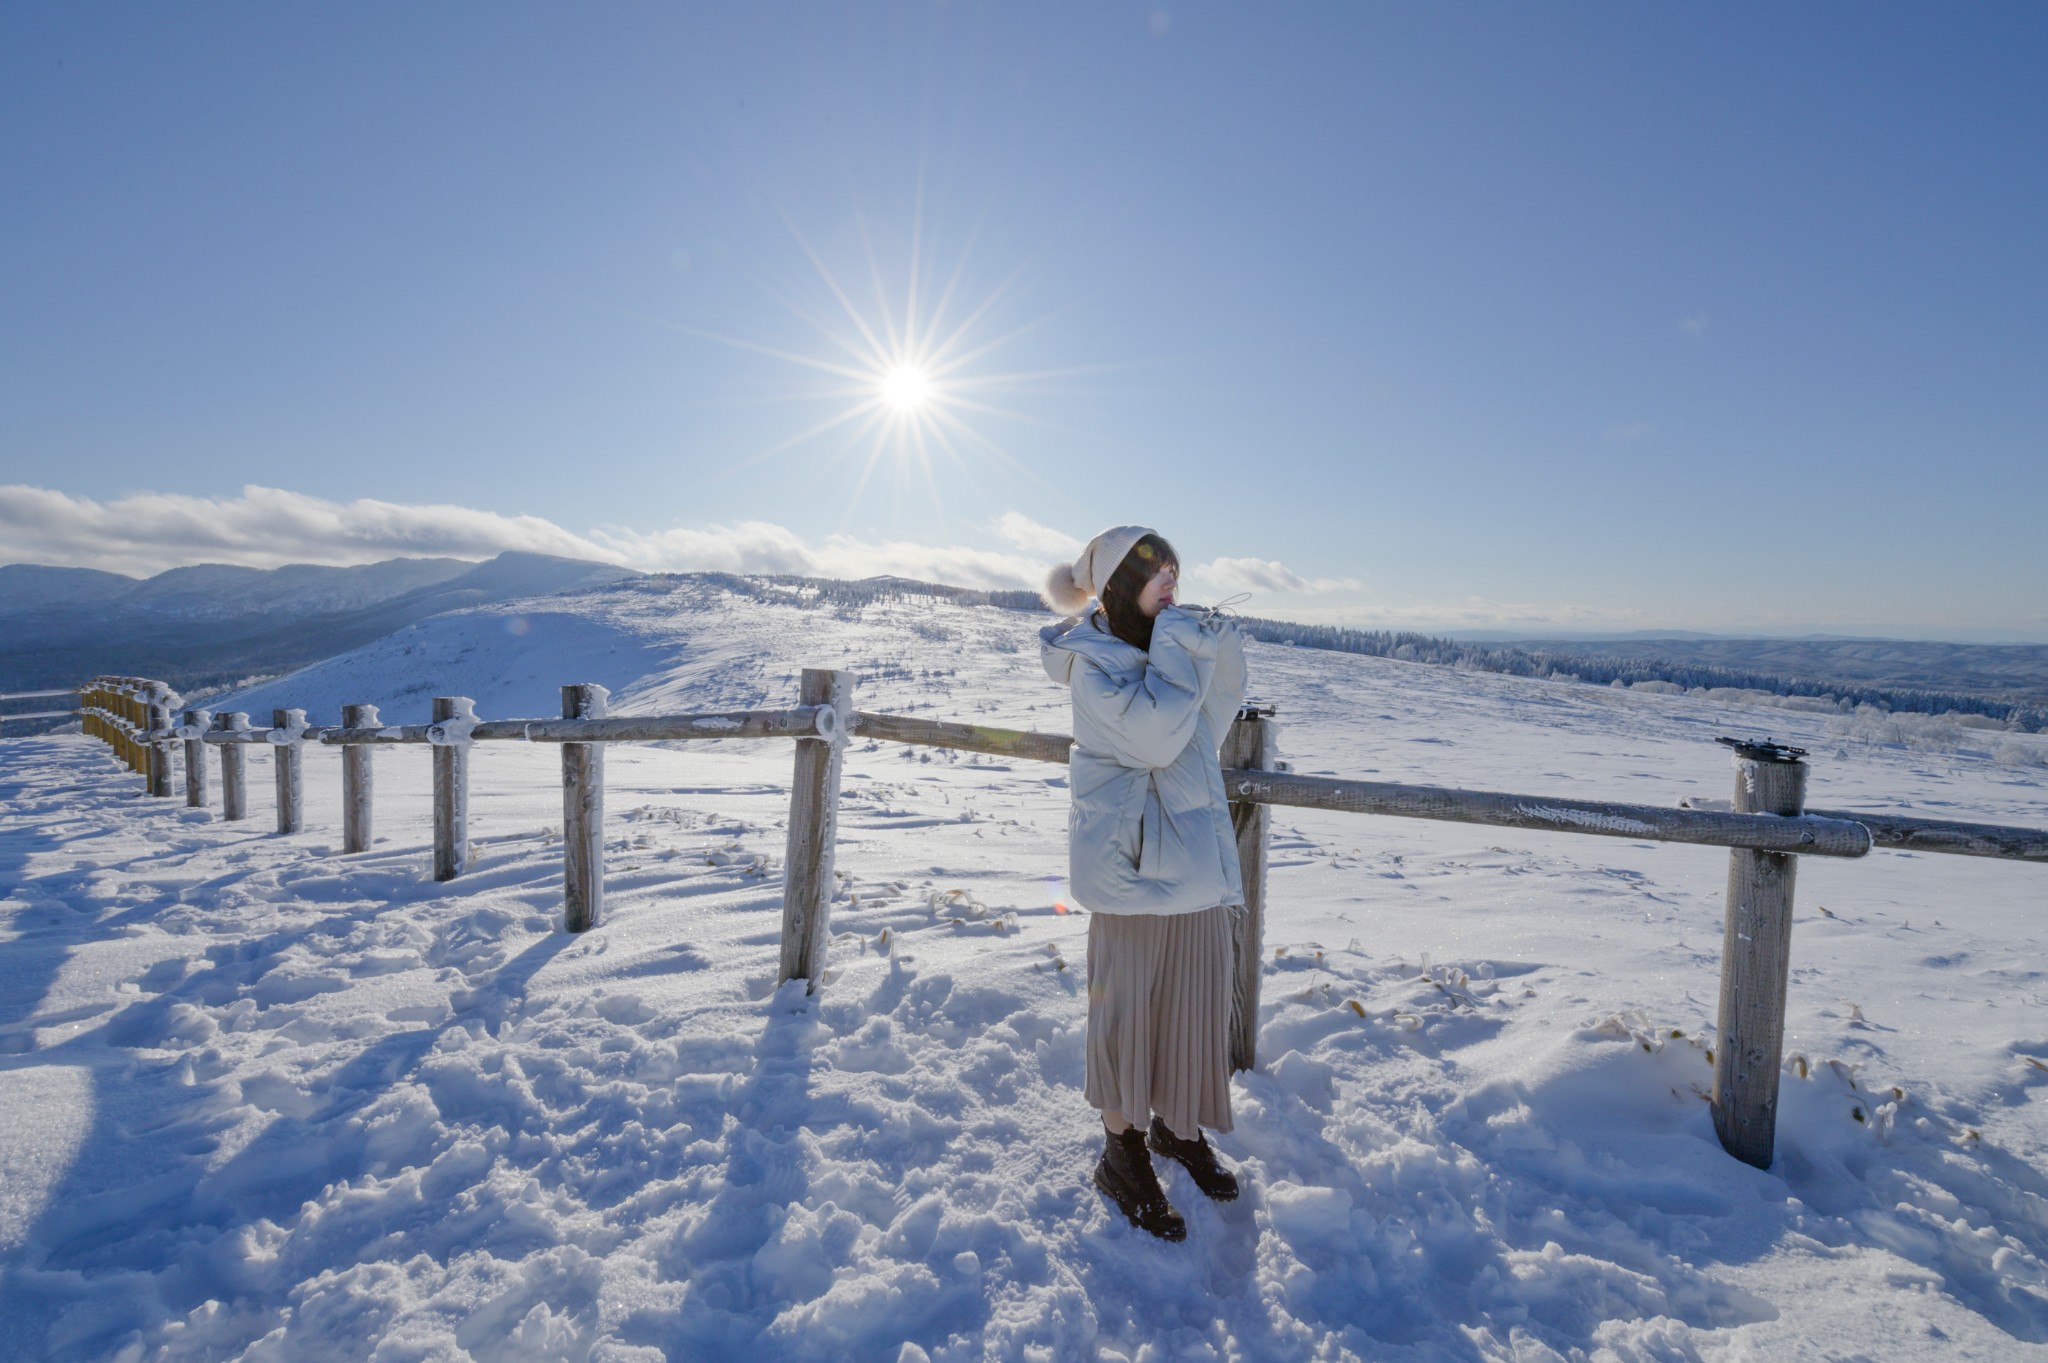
[1098,533,1179,652]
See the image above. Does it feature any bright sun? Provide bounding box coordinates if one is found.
[879,364,933,413]
[674,204,1118,517]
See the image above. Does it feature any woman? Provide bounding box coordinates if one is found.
[1039,526,1249,1241]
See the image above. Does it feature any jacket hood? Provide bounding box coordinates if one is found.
[1039,611,1143,688]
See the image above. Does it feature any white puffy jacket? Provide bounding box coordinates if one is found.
[1039,605,1248,916]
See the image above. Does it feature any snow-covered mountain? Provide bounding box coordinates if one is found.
[3,577,2044,1359]
[0,551,639,694]
[0,555,473,618]
[0,563,140,611]
[102,558,479,619]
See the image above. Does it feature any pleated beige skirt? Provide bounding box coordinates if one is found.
[1085,904,1235,1138]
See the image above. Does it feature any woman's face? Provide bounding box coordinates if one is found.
[1135,558,1178,617]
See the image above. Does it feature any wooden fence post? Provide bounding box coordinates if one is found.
[1711,742,1809,1168]
[560,683,609,932]
[127,685,144,773]
[121,685,140,773]
[342,703,378,853]
[1224,712,1274,1073]
[146,695,174,798]
[182,708,211,808]
[432,696,473,881]
[216,711,251,821]
[272,707,306,834]
[779,668,854,990]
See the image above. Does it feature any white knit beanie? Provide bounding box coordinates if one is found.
[1042,525,1155,614]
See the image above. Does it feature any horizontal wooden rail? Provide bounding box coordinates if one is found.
[1808,808,2048,863]
[1,690,82,704]
[191,726,321,745]
[318,725,435,745]
[495,706,834,743]
[852,711,1074,763]
[302,706,839,745]
[1,709,79,723]
[1221,769,1872,858]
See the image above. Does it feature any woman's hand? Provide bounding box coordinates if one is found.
[1186,607,1241,647]
[1149,605,1216,657]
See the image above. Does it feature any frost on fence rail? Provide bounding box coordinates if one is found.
[305,706,837,745]
[1806,808,2048,863]
[1219,769,1873,859]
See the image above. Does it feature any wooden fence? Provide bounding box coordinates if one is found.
[1,687,88,736]
[25,672,2048,1170]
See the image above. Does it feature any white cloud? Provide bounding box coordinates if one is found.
[590,521,1049,591]
[988,512,1083,561]
[0,484,624,577]
[1605,421,1653,441]
[0,483,1056,591]
[1189,556,1364,598]
[949,523,1370,609]
[0,483,1391,617]
[1679,313,1710,337]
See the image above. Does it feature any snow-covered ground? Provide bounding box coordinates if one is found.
[4,578,2046,1362]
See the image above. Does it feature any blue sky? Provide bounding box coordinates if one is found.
[2,4,2043,638]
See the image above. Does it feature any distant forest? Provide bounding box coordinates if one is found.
[1229,616,2048,733]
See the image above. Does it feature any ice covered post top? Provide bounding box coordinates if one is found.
[427,696,479,747]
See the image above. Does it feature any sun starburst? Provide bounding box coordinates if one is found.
[671,192,1124,521]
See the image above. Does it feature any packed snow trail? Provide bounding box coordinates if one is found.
[3,580,2046,1360]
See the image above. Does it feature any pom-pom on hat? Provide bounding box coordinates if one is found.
[1042,525,1155,615]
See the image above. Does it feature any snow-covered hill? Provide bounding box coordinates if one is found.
[0,551,640,695]
[3,579,2047,1361]
[0,556,473,619]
